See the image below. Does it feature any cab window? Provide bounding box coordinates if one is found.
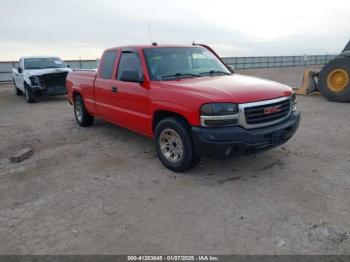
[117,52,143,80]
[100,50,117,79]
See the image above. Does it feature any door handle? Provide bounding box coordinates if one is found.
[111,86,118,93]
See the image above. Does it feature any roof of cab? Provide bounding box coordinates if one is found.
[21,56,62,59]
[104,44,204,52]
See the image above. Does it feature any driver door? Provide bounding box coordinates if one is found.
[108,50,150,134]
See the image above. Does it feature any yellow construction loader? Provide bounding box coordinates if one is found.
[296,40,350,102]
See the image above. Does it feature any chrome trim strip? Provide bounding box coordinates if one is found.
[200,114,240,127]
[238,96,292,129]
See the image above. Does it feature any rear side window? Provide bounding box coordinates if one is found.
[117,52,143,80]
[100,50,117,79]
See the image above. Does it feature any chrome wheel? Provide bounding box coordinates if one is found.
[75,100,83,122]
[159,128,184,163]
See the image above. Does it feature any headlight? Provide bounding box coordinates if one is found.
[200,103,239,127]
[291,91,297,111]
[29,76,39,86]
[200,103,238,116]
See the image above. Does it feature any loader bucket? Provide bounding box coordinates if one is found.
[294,70,320,95]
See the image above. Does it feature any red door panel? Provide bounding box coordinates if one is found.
[108,79,151,135]
[94,78,115,121]
[93,49,119,121]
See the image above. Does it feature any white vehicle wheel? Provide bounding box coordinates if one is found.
[24,84,35,103]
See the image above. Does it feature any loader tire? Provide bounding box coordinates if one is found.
[318,58,350,102]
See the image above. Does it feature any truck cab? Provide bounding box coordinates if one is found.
[66,44,300,172]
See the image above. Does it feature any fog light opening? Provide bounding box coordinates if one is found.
[225,147,232,156]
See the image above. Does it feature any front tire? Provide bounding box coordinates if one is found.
[24,83,35,103]
[13,79,23,96]
[154,117,200,172]
[74,95,94,127]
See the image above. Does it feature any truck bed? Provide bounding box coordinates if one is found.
[66,69,97,111]
[70,69,97,77]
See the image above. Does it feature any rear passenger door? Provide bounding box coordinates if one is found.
[93,49,119,121]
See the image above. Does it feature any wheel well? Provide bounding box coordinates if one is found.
[152,110,190,131]
[72,91,81,100]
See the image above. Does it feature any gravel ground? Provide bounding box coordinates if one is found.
[0,67,349,254]
[238,65,323,87]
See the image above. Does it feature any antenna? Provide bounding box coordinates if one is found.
[147,23,153,44]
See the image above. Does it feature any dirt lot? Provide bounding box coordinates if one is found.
[238,65,322,87]
[0,67,349,254]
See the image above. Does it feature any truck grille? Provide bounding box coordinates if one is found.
[244,98,291,125]
[38,72,68,88]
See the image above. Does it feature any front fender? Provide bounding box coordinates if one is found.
[23,72,33,87]
[151,100,200,126]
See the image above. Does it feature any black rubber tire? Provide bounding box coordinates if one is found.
[13,79,23,96]
[24,83,35,103]
[74,95,94,127]
[154,117,200,172]
[318,58,350,102]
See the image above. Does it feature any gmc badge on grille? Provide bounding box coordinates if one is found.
[264,105,282,115]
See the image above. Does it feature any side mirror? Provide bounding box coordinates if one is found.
[67,65,71,68]
[120,70,143,83]
[18,67,23,73]
[227,65,235,73]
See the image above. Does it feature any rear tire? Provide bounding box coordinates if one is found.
[24,83,35,103]
[318,58,350,102]
[154,117,200,172]
[13,79,23,96]
[74,95,94,127]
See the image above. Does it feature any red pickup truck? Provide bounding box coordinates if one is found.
[66,44,300,172]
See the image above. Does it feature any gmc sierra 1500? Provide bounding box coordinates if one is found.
[66,44,300,172]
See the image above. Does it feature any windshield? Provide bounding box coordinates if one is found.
[24,58,66,70]
[143,47,231,80]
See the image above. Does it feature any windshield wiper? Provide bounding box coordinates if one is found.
[161,73,201,80]
[200,70,231,76]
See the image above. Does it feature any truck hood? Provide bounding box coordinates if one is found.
[25,68,72,77]
[159,74,292,104]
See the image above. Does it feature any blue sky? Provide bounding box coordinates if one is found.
[0,0,349,60]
